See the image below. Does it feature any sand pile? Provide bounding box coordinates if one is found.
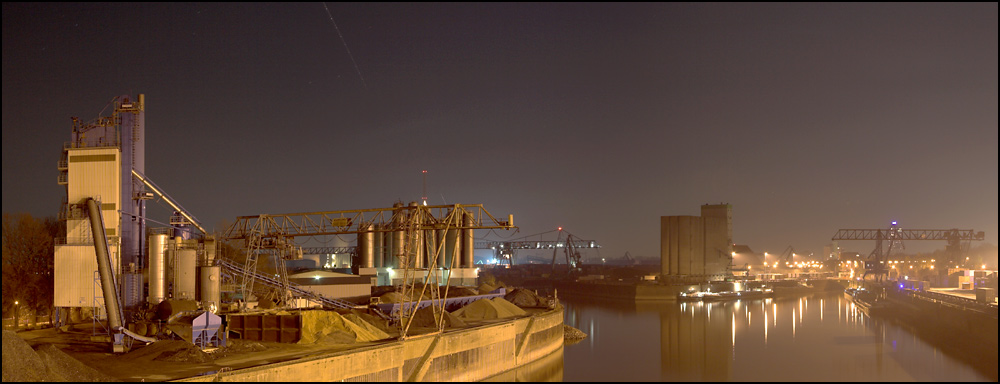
[504,288,552,308]
[220,338,267,353]
[378,291,404,304]
[35,344,120,381]
[3,330,50,381]
[208,338,268,360]
[347,310,391,334]
[118,339,211,363]
[3,330,121,382]
[407,305,467,328]
[445,286,479,297]
[298,310,390,344]
[477,282,504,294]
[379,290,431,303]
[563,325,588,345]
[451,298,526,320]
[153,343,213,363]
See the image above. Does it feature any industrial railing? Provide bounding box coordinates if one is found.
[896,287,998,318]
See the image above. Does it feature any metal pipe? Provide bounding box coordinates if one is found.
[131,169,206,234]
[85,197,124,330]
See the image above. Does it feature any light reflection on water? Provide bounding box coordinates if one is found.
[555,292,990,382]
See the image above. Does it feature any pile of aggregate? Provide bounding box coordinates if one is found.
[563,325,588,345]
[477,282,504,295]
[451,297,527,321]
[3,330,50,382]
[219,338,267,353]
[445,286,480,297]
[35,344,121,381]
[298,310,390,345]
[408,305,467,328]
[504,288,553,308]
[208,338,268,360]
[2,330,120,382]
[347,309,391,334]
[118,339,211,363]
[153,343,213,363]
[125,338,273,364]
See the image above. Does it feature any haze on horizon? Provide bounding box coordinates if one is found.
[3,3,997,264]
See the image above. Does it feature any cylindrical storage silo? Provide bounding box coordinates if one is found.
[407,202,424,269]
[425,228,439,268]
[358,224,375,268]
[391,203,405,269]
[173,249,197,300]
[148,233,168,304]
[199,265,221,312]
[203,238,217,266]
[461,212,474,268]
[374,224,385,268]
[445,228,460,269]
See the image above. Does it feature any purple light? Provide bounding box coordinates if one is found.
[891,221,897,226]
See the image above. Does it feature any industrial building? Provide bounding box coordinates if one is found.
[50,94,517,353]
[660,204,733,281]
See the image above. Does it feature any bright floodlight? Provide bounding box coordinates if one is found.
[892,221,897,225]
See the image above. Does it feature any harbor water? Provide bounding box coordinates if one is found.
[541,291,992,382]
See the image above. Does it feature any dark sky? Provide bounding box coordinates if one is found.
[3,3,997,262]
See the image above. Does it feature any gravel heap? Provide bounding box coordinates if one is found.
[477,282,503,295]
[208,338,268,360]
[451,297,526,320]
[219,338,267,353]
[153,344,213,363]
[444,286,479,297]
[3,330,121,382]
[34,344,120,381]
[563,324,588,344]
[3,330,50,382]
[118,339,211,364]
[298,310,390,344]
[504,288,555,308]
[407,305,467,328]
[347,309,391,334]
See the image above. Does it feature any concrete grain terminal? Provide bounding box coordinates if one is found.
[3,289,575,382]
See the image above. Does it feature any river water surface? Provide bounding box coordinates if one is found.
[547,291,990,382]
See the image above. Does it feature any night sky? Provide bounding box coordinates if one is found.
[3,3,997,262]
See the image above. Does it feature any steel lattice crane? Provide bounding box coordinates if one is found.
[474,228,600,268]
[831,222,985,282]
[222,203,515,338]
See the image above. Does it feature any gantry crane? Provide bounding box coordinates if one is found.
[831,222,984,282]
[778,245,796,267]
[474,228,600,268]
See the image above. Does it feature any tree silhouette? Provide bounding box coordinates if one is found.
[2,213,61,324]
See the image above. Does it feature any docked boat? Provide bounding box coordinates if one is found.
[845,287,886,315]
[678,288,773,302]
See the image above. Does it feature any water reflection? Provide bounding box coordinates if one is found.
[557,292,990,382]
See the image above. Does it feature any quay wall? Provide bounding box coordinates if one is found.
[880,286,998,380]
[174,307,564,382]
